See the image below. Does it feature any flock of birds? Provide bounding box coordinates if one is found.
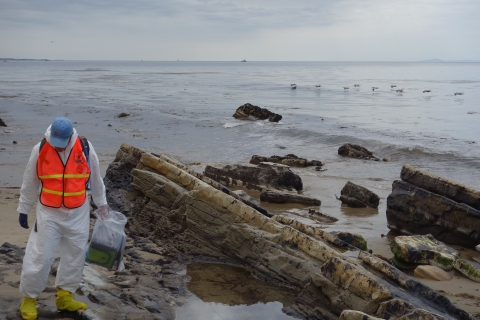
[289,83,464,96]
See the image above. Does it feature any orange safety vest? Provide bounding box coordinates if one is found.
[37,137,91,209]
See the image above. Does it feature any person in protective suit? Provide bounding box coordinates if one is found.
[17,117,109,320]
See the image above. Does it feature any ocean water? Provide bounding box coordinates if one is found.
[1,60,479,189]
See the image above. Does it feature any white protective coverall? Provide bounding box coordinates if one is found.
[17,125,107,298]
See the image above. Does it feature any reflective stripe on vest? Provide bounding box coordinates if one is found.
[37,137,91,209]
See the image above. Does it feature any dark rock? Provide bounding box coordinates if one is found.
[0,242,25,262]
[0,117,6,127]
[118,112,130,118]
[375,298,415,319]
[339,196,367,208]
[338,144,379,161]
[308,209,338,222]
[260,190,320,205]
[233,103,282,122]
[401,164,480,210]
[204,162,303,191]
[387,180,480,247]
[103,143,144,216]
[250,154,323,168]
[340,181,380,209]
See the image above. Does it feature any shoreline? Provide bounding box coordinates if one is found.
[1,156,480,315]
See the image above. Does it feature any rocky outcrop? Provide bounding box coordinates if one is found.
[0,239,186,320]
[105,144,474,320]
[340,181,380,209]
[250,154,323,167]
[401,164,480,210]
[390,234,459,270]
[233,103,282,122]
[260,190,321,205]
[204,162,303,191]
[338,144,379,161]
[387,180,480,247]
[0,117,6,127]
[103,143,144,215]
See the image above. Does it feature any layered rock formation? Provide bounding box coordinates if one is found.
[338,144,380,161]
[103,143,475,320]
[340,181,380,209]
[233,103,282,122]
[260,190,321,205]
[204,162,303,191]
[387,165,480,247]
[250,154,323,167]
[400,164,480,210]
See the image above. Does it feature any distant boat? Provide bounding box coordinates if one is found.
[241,59,247,62]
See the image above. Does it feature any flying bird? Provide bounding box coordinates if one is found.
[396,89,404,93]
[315,85,321,87]
[343,87,349,90]
[454,92,464,96]
[291,84,297,89]
[353,84,360,87]
[423,90,431,93]
[372,87,379,91]
[391,85,397,88]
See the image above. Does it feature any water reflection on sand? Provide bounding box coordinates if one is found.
[176,263,299,320]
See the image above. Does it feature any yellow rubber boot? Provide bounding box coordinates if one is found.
[55,289,87,312]
[19,297,37,320]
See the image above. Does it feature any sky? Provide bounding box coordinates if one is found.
[1,0,479,61]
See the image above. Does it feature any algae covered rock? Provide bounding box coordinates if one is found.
[330,231,368,251]
[452,259,480,282]
[390,234,459,270]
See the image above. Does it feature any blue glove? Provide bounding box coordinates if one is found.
[19,213,29,229]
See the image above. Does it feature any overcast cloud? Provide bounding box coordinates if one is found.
[0,0,479,61]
